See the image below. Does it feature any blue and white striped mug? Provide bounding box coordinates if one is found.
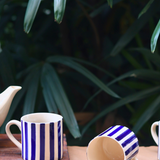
[5,112,63,160]
[87,125,139,160]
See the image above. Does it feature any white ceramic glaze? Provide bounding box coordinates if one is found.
[151,121,160,160]
[151,121,159,145]
[0,86,21,127]
[87,125,139,160]
[6,112,63,160]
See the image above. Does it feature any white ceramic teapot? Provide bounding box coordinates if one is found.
[0,86,21,127]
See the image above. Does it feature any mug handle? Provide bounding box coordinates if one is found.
[151,121,159,145]
[5,120,22,150]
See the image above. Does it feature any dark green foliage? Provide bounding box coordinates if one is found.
[1,0,160,145]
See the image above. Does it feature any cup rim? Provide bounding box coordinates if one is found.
[21,112,63,124]
[87,136,125,160]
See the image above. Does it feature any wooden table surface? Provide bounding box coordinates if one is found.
[0,134,70,160]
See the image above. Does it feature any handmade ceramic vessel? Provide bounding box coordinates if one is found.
[87,125,139,160]
[151,121,159,145]
[0,86,21,127]
[6,112,63,160]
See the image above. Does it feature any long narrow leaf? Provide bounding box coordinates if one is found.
[111,69,160,82]
[47,56,120,98]
[17,62,42,79]
[132,95,160,133]
[108,0,160,56]
[41,63,81,138]
[90,0,121,18]
[82,86,160,135]
[0,64,41,132]
[41,76,58,113]
[22,66,41,115]
[107,0,113,7]
[70,56,115,78]
[138,0,154,18]
[151,19,160,53]
[24,0,42,33]
[54,0,66,24]
[122,50,143,69]
[84,69,160,109]
[130,48,160,67]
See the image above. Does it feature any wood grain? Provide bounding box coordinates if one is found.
[0,134,69,160]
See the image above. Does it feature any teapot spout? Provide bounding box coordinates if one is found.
[0,86,22,127]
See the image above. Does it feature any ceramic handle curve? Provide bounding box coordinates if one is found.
[5,120,22,150]
[151,121,159,145]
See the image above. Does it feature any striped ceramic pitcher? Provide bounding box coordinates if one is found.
[6,112,63,160]
[87,125,139,160]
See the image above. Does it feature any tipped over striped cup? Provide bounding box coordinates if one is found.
[5,112,63,160]
[87,125,139,160]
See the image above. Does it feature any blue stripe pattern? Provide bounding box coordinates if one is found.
[58,121,61,159]
[21,120,24,160]
[121,134,136,147]
[108,125,123,137]
[31,123,36,160]
[99,126,114,136]
[125,142,139,155]
[115,129,131,141]
[24,122,28,160]
[98,125,139,160]
[128,150,139,160]
[21,120,63,160]
[40,124,45,160]
[50,123,55,160]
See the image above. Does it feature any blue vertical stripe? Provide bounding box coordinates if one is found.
[108,126,123,136]
[58,121,61,159]
[40,124,45,160]
[116,129,132,141]
[50,123,55,160]
[31,123,36,160]
[24,122,28,160]
[98,126,115,136]
[21,120,24,160]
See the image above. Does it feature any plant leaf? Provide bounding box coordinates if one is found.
[82,86,160,135]
[113,69,160,82]
[84,69,160,109]
[107,0,113,8]
[41,63,81,138]
[151,19,160,53]
[108,0,160,56]
[70,57,115,78]
[41,75,58,113]
[24,0,42,33]
[90,0,121,18]
[132,95,160,133]
[122,50,143,69]
[54,0,66,24]
[130,48,160,67]
[138,0,154,18]
[47,56,120,98]
[22,66,41,115]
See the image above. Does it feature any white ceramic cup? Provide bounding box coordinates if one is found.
[151,121,160,145]
[6,112,63,160]
[87,125,139,160]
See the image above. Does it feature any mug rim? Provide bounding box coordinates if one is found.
[87,136,125,160]
[21,112,63,124]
